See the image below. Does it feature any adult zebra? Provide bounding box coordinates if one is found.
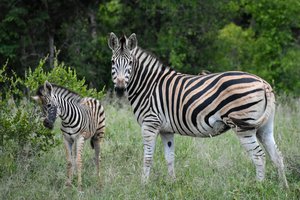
[32,81,105,190]
[108,33,288,188]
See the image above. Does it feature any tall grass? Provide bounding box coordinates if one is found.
[1,97,300,199]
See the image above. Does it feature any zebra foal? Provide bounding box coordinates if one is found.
[108,33,288,188]
[32,81,105,190]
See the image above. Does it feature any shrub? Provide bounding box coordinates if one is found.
[24,56,105,99]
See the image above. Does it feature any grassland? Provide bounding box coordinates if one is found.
[1,97,300,199]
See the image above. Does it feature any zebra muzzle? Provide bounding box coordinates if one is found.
[43,106,57,129]
[43,118,54,129]
[115,87,126,97]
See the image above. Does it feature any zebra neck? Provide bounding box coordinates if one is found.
[53,92,81,123]
[126,47,173,116]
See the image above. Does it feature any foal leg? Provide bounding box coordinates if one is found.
[63,136,73,187]
[91,134,101,179]
[236,129,266,181]
[160,133,175,179]
[76,135,85,191]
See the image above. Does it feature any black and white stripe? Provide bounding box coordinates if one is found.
[108,33,288,187]
[33,81,105,190]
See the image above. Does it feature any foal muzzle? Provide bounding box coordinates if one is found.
[43,106,57,129]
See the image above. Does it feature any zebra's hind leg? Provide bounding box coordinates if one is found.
[236,129,266,181]
[91,134,101,179]
[141,122,159,183]
[160,133,175,179]
[257,116,289,188]
[63,136,73,187]
[76,135,85,191]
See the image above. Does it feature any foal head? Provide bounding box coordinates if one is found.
[32,81,59,129]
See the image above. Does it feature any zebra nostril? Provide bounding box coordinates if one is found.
[116,77,126,88]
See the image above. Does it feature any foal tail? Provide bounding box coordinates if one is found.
[90,132,104,149]
[90,139,95,149]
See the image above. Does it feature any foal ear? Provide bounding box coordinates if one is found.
[31,96,41,103]
[127,33,137,51]
[108,32,119,51]
[44,80,53,95]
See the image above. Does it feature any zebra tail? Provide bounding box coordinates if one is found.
[230,83,275,130]
[90,139,95,149]
[90,137,104,149]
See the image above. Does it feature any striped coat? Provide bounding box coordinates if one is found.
[32,81,105,191]
[108,33,288,188]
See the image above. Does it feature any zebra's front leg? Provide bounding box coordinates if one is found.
[141,123,159,183]
[160,133,175,179]
[63,136,73,187]
[76,135,85,191]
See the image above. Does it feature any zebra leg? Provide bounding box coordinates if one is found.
[141,123,159,183]
[63,137,73,187]
[236,130,266,181]
[257,117,289,188]
[76,135,85,191]
[91,135,101,179]
[160,133,175,179]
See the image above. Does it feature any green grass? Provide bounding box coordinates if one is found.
[1,97,300,199]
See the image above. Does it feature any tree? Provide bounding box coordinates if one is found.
[0,0,299,95]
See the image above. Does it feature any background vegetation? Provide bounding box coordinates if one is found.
[0,0,300,199]
[0,0,299,94]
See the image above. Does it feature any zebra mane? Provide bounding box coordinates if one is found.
[135,47,170,71]
[120,35,126,50]
[36,83,82,102]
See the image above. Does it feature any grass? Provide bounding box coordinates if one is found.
[1,97,300,199]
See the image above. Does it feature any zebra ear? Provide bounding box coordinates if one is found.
[31,95,41,103]
[127,33,137,51]
[108,32,119,51]
[44,80,53,95]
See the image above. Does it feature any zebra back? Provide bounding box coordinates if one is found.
[35,83,105,140]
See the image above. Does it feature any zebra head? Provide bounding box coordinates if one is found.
[108,32,137,97]
[32,81,59,129]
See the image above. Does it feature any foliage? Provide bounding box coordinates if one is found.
[0,64,57,178]
[0,0,299,94]
[214,23,255,71]
[24,56,105,99]
[213,0,300,94]
[0,0,86,72]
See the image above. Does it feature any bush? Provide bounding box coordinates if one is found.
[24,56,105,99]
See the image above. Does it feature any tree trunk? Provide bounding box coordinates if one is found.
[88,9,97,39]
[48,32,54,68]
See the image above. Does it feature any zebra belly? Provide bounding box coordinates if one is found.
[166,115,230,138]
[173,124,230,138]
[61,125,95,140]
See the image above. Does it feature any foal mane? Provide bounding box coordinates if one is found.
[36,83,82,102]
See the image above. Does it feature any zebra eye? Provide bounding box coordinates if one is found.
[47,104,52,108]
[111,60,115,65]
[129,60,133,66]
